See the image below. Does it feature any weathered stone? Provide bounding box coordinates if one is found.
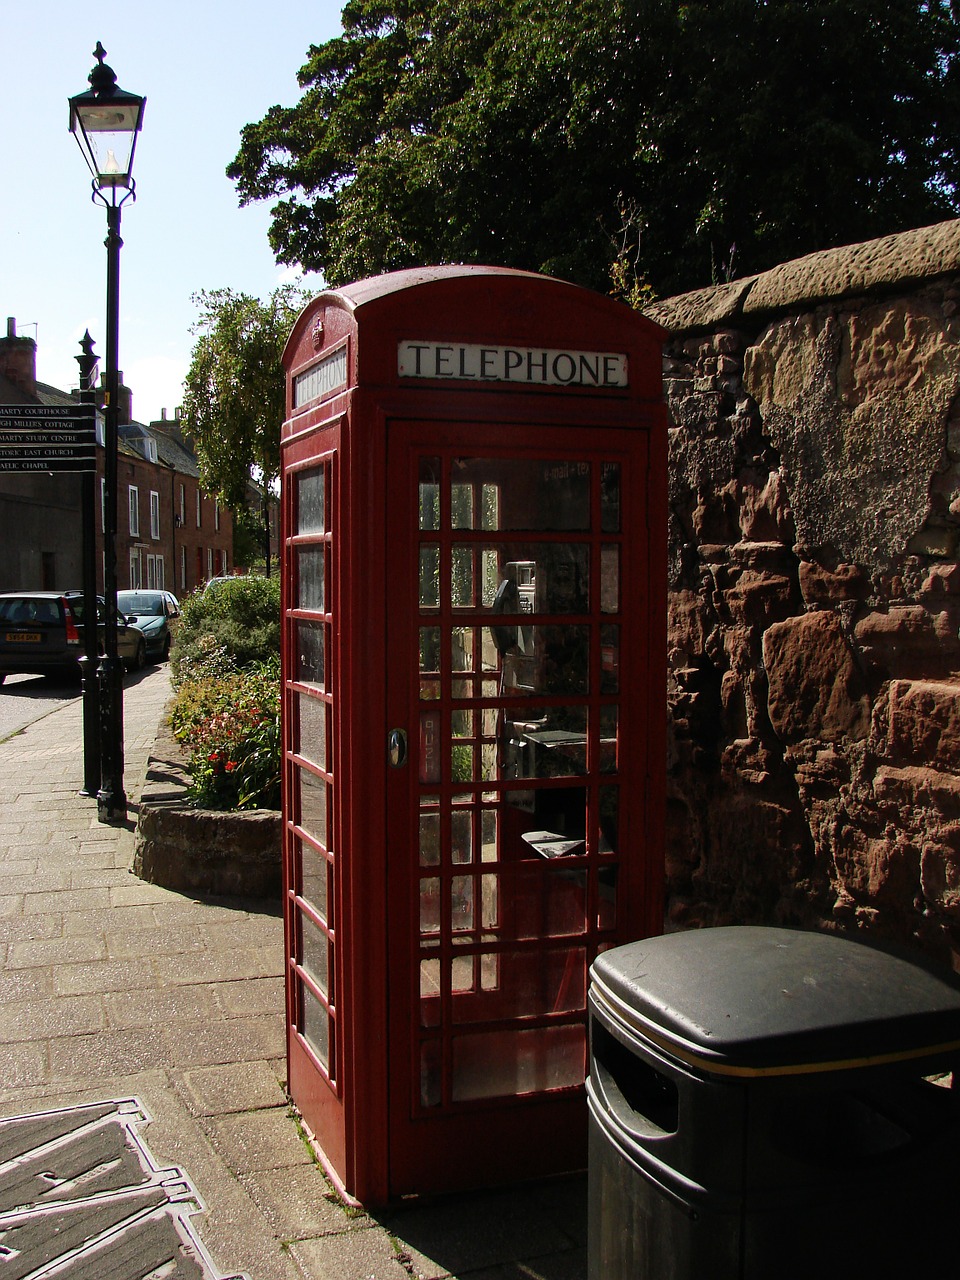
[132,717,281,900]
[921,834,960,918]
[922,563,960,595]
[798,560,868,605]
[854,605,960,678]
[134,805,282,899]
[885,679,960,771]
[763,611,871,743]
[718,570,796,629]
[833,829,921,909]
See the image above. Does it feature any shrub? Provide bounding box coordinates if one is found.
[171,656,280,810]
[171,575,280,684]
[169,576,282,811]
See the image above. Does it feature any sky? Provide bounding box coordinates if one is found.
[2,2,347,424]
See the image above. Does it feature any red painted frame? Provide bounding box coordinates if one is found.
[281,267,667,1206]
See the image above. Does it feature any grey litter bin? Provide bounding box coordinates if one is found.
[586,925,960,1279]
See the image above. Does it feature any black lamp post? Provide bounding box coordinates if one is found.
[69,43,145,823]
[75,330,101,800]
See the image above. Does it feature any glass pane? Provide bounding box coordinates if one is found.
[452,628,475,672]
[452,809,473,863]
[452,875,475,930]
[420,960,441,1025]
[481,809,498,861]
[600,625,619,694]
[420,710,442,784]
[453,458,591,531]
[451,948,586,1023]
[601,463,621,532]
[452,707,474,739]
[451,545,474,607]
[420,627,440,675]
[297,468,325,535]
[600,707,619,774]
[297,546,325,611]
[451,483,475,529]
[601,546,619,613]
[451,744,474,783]
[298,692,326,771]
[297,621,325,688]
[301,912,329,995]
[419,545,440,608]
[419,458,440,530]
[420,877,441,934]
[419,811,440,866]
[300,838,328,920]
[299,766,327,844]
[421,1040,442,1107]
[599,786,619,856]
[301,982,329,1069]
[500,707,590,779]
[452,1024,585,1100]
[598,864,618,930]
[483,545,590,619]
[502,786,588,861]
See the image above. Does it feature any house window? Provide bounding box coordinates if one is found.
[196,490,202,528]
[180,546,186,592]
[215,498,220,531]
[207,547,214,579]
[147,554,165,589]
[128,486,140,537]
[100,479,106,533]
[150,490,160,540]
[179,483,185,527]
[129,549,142,589]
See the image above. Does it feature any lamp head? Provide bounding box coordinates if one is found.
[69,43,145,194]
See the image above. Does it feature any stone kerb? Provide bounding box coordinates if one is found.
[132,707,281,899]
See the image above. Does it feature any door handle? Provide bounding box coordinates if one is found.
[388,728,408,768]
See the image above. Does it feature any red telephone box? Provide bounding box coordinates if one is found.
[280,266,666,1205]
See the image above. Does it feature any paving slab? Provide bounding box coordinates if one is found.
[0,665,591,1280]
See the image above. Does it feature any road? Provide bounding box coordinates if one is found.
[0,673,80,742]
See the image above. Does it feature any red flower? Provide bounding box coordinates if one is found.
[225,761,237,772]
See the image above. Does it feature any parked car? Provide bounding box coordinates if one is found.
[203,575,238,593]
[0,591,147,684]
[117,589,181,661]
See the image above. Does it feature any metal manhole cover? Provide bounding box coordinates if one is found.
[0,1099,246,1280]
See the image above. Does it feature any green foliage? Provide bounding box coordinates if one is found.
[180,287,304,560]
[171,576,281,683]
[171,658,281,810]
[229,0,960,298]
[169,576,282,811]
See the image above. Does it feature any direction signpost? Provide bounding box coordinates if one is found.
[0,404,96,472]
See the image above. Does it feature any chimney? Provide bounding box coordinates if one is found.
[99,371,134,425]
[0,318,37,397]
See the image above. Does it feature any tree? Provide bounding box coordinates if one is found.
[181,286,304,574]
[228,0,960,299]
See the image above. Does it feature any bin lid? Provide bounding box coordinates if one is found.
[590,926,960,1077]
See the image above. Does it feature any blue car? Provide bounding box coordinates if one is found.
[116,590,181,661]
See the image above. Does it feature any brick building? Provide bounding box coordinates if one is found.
[0,318,232,596]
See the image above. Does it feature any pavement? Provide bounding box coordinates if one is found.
[0,665,589,1280]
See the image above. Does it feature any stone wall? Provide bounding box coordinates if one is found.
[132,710,281,900]
[645,219,960,969]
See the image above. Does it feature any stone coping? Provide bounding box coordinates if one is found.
[644,217,960,334]
[132,703,282,900]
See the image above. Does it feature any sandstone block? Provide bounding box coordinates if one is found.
[854,606,960,678]
[885,679,960,771]
[798,560,868,605]
[763,611,871,743]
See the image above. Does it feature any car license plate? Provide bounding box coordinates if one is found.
[5,632,41,642]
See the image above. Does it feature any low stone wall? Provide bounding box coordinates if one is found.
[132,711,281,900]
[645,219,960,968]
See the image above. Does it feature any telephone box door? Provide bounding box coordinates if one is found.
[385,419,657,1195]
